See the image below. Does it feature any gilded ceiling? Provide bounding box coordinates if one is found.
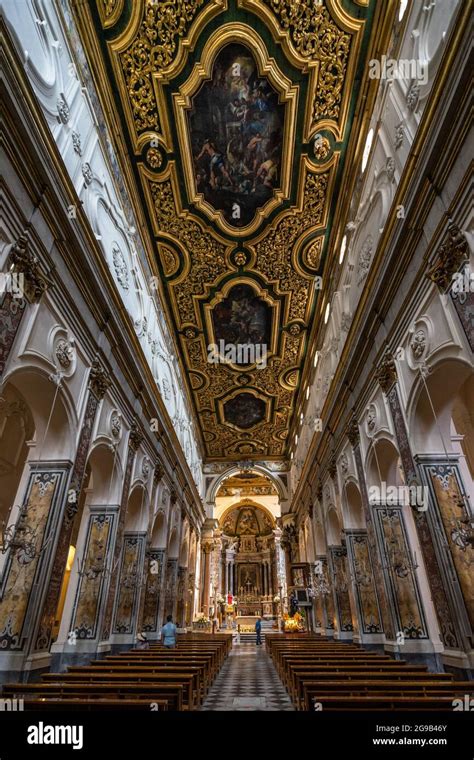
[216,472,277,496]
[77,0,376,462]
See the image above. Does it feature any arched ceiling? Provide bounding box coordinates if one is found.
[216,472,277,497]
[76,0,380,463]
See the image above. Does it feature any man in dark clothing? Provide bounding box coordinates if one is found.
[255,617,262,645]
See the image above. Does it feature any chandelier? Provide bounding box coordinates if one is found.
[0,504,38,564]
[307,574,330,598]
[76,538,110,581]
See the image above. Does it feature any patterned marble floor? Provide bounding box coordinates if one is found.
[200,641,295,711]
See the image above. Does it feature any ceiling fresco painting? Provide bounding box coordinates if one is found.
[77,0,376,462]
[223,391,267,430]
[189,43,285,229]
[211,284,271,363]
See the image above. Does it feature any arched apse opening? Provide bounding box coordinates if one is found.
[150,510,167,549]
[409,360,474,490]
[305,516,316,562]
[124,485,149,533]
[314,522,327,555]
[366,437,404,493]
[168,526,179,560]
[342,481,365,529]
[326,507,342,547]
[5,367,76,461]
[0,382,35,531]
[409,360,473,456]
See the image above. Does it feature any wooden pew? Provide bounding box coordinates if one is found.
[22,698,169,712]
[2,682,184,711]
[41,671,196,710]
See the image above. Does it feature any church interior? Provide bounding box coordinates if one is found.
[0,0,472,742]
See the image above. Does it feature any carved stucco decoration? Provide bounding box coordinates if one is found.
[112,244,129,290]
[426,224,469,292]
[78,0,373,461]
[410,328,427,360]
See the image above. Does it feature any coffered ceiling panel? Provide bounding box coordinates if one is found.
[77,0,376,462]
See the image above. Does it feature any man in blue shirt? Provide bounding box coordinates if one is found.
[161,615,177,648]
[255,617,262,646]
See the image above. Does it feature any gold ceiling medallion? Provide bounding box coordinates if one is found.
[302,236,324,272]
[173,24,298,237]
[96,0,124,30]
[239,0,364,141]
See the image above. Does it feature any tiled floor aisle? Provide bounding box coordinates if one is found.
[201,642,295,711]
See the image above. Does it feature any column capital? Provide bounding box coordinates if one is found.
[88,358,111,400]
[129,421,144,452]
[153,462,164,485]
[347,417,360,446]
[328,457,337,481]
[426,223,469,291]
[375,351,398,394]
[170,488,178,505]
[9,234,51,304]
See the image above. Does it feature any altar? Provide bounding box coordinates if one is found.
[236,615,260,632]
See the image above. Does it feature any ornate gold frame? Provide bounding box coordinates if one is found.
[173,23,298,237]
[203,276,281,372]
[217,386,273,433]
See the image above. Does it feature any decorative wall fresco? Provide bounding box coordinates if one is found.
[113,533,145,634]
[189,43,284,228]
[426,463,474,630]
[374,507,428,639]
[346,531,383,634]
[353,441,395,639]
[386,385,460,648]
[0,470,64,650]
[211,284,271,355]
[71,513,114,639]
[163,558,178,619]
[223,392,266,429]
[141,549,164,632]
[329,546,353,632]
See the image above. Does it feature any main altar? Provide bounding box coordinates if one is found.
[217,502,281,620]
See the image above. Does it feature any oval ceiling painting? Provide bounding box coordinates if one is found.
[188,43,285,229]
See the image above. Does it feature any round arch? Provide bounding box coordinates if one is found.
[208,465,287,503]
[218,499,276,533]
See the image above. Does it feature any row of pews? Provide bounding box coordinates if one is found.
[1,633,231,711]
[266,634,473,711]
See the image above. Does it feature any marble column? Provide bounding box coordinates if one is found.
[426,224,473,350]
[328,463,356,639]
[348,419,395,641]
[201,542,212,616]
[0,467,69,659]
[100,422,143,640]
[34,360,111,653]
[345,529,383,638]
[136,463,164,634]
[376,352,466,653]
[0,235,50,378]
